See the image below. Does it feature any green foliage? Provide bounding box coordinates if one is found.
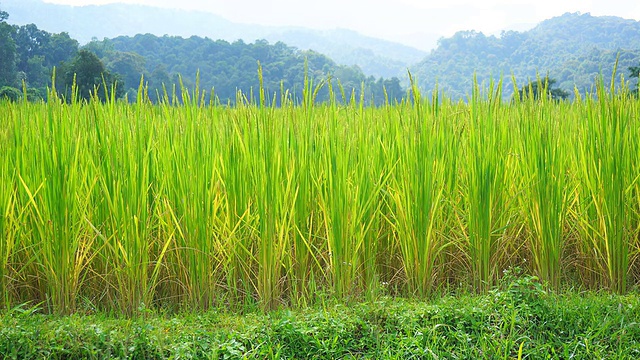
[0,11,78,93]
[24,87,42,102]
[490,268,547,316]
[9,23,77,90]
[1,288,639,358]
[630,63,640,94]
[61,49,121,102]
[0,86,20,101]
[412,12,640,99]
[271,28,426,78]
[575,75,635,293]
[0,19,16,87]
[93,34,404,105]
[12,24,50,77]
[516,92,569,290]
[3,1,426,79]
[46,32,79,65]
[102,50,146,96]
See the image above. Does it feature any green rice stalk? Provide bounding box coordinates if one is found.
[576,66,632,292]
[15,97,96,314]
[389,80,450,296]
[516,77,570,289]
[92,93,158,314]
[464,77,512,292]
[0,103,17,309]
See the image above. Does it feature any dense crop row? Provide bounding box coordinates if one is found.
[0,77,639,314]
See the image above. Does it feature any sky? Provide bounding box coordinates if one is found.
[43,0,640,50]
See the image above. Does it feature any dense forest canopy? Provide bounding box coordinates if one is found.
[2,7,640,104]
[0,6,404,105]
[411,12,640,99]
[0,11,80,100]
[88,34,404,105]
[3,0,426,79]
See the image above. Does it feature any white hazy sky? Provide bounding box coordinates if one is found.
[43,0,640,50]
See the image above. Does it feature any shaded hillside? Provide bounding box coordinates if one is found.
[3,0,424,79]
[88,34,404,105]
[411,12,640,99]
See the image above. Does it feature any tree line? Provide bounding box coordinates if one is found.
[84,34,405,105]
[412,12,640,100]
[3,8,639,104]
[1,10,78,100]
[0,8,405,105]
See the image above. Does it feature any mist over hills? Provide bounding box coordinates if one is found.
[3,0,426,78]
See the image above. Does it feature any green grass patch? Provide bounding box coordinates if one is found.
[1,273,639,359]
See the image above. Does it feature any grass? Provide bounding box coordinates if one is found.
[1,273,639,359]
[0,74,639,315]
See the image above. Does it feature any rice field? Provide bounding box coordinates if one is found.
[0,76,639,315]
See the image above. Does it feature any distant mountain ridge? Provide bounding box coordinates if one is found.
[82,33,405,106]
[5,1,639,99]
[2,0,426,78]
[411,12,640,99]
[263,28,426,79]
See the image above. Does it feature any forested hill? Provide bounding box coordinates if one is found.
[1,4,405,105]
[411,12,640,99]
[87,35,405,105]
[3,0,425,79]
[263,28,426,79]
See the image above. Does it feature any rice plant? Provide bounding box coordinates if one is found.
[515,77,571,290]
[388,79,456,296]
[0,72,639,314]
[0,101,17,309]
[462,78,515,292]
[574,73,634,292]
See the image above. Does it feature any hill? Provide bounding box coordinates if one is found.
[263,28,425,79]
[2,0,425,79]
[85,34,404,105]
[411,12,640,99]
[0,3,405,105]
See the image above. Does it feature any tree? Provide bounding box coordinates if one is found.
[104,51,146,90]
[382,77,404,104]
[83,37,115,59]
[629,63,640,95]
[25,55,48,88]
[46,32,79,67]
[13,24,51,73]
[11,24,55,88]
[147,64,171,102]
[517,76,569,101]
[0,86,21,102]
[0,10,16,87]
[63,49,121,102]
